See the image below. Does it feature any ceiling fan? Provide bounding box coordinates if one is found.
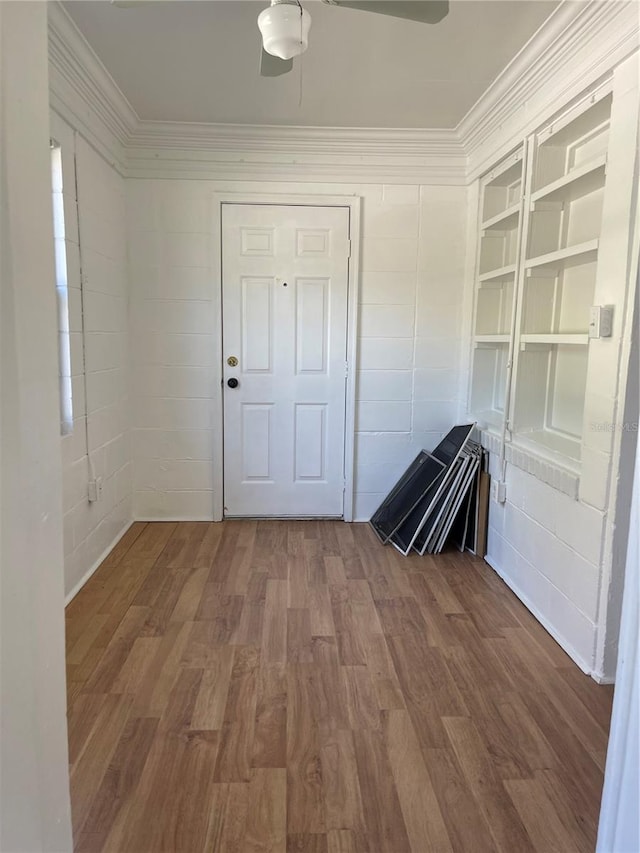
[259,0,449,77]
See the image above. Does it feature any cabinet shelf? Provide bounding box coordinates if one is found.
[520,333,589,348]
[481,203,520,232]
[475,409,505,429]
[478,263,517,284]
[525,239,599,273]
[531,155,607,205]
[475,334,510,345]
[516,430,582,464]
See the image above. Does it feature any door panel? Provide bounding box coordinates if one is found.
[294,404,327,481]
[222,203,350,517]
[241,277,273,372]
[296,278,328,374]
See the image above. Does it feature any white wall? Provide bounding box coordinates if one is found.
[0,3,72,849]
[597,368,639,852]
[51,114,132,599]
[127,179,467,522]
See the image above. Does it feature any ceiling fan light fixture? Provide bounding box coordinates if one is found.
[258,0,311,61]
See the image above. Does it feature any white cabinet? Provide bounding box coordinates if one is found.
[468,78,634,473]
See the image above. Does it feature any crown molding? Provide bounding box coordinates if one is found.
[126,122,467,183]
[47,2,137,173]
[459,0,640,179]
[47,0,638,185]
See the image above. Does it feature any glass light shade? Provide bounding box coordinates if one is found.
[258,3,311,60]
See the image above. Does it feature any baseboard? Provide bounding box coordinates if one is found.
[590,672,616,685]
[484,553,595,678]
[64,520,135,605]
[134,516,216,523]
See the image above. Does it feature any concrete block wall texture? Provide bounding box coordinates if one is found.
[486,453,607,672]
[54,115,132,598]
[126,179,468,522]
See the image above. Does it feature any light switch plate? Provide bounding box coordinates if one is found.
[589,305,613,338]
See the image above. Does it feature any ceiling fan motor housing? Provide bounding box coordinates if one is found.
[258,0,312,60]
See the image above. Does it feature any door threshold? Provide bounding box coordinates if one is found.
[223,515,345,521]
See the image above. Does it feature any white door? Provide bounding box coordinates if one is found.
[221,203,351,517]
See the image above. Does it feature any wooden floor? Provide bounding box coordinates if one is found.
[66,520,613,853]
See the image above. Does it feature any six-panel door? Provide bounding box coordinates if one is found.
[221,204,350,516]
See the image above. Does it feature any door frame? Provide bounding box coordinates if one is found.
[212,192,362,522]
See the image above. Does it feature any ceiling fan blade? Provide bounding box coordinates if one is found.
[324,1,449,25]
[260,48,294,77]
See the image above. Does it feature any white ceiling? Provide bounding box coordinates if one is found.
[63,0,560,128]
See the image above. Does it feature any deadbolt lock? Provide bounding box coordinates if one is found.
[227,356,238,367]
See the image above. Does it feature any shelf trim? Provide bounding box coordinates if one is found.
[481,202,521,231]
[520,333,589,347]
[525,239,599,271]
[474,334,511,344]
[478,263,517,283]
[531,154,607,204]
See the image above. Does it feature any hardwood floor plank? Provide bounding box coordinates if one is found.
[154,520,209,568]
[323,555,347,585]
[190,646,235,730]
[555,666,614,731]
[308,583,335,636]
[158,665,203,732]
[67,692,110,767]
[288,833,328,853]
[342,665,381,730]
[169,565,209,623]
[194,586,244,637]
[214,645,259,782]
[243,768,287,853]
[111,636,162,694]
[352,727,412,853]
[442,715,535,852]
[533,767,599,850]
[130,620,192,717]
[69,693,133,837]
[287,664,326,835]
[309,637,350,734]
[120,521,177,568]
[383,710,453,853]
[326,829,369,853]
[504,777,583,853]
[387,632,468,749]
[320,729,366,834]
[67,613,110,666]
[74,716,158,852]
[81,605,150,694]
[288,554,310,608]
[330,600,367,666]
[203,783,249,853]
[193,521,224,569]
[253,663,287,768]
[288,608,314,664]
[363,633,406,711]
[116,729,219,852]
[264,579,288,664]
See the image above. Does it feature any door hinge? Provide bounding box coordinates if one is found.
[347,239,352,259]
[344,360,349,379]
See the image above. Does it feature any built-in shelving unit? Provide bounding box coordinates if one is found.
[469,148,524,429]
[469,82,615,470]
